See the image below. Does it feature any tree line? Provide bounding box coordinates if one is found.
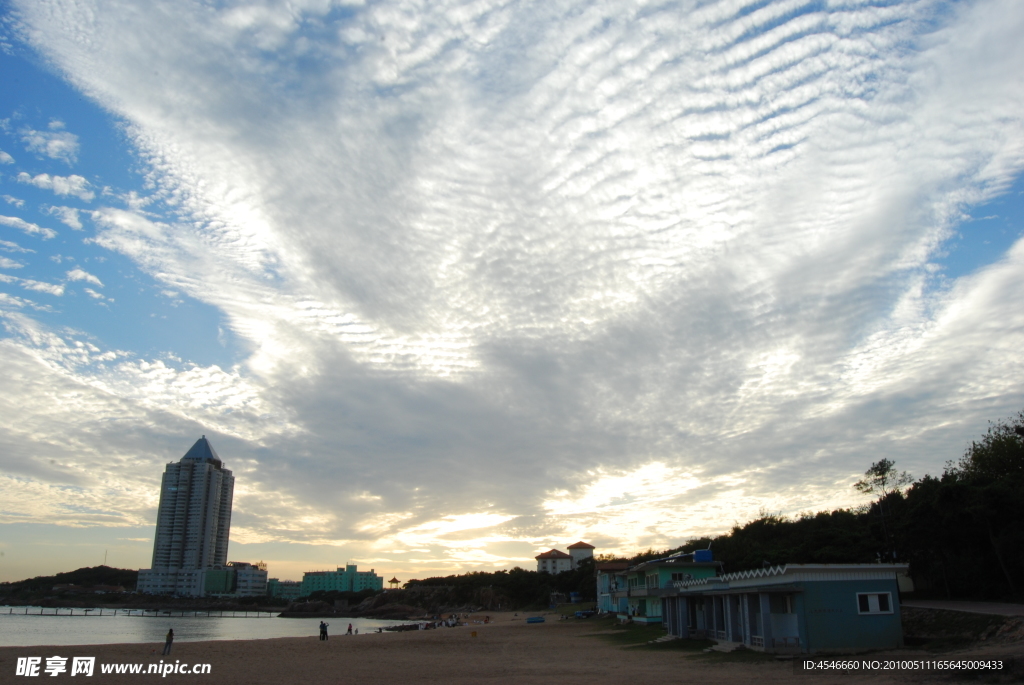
[644,410,1024,600]
[408,410,1023,604]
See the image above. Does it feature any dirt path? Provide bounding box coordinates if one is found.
[902,600,1024,617]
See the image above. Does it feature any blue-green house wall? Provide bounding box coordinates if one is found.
[620,561,720,624]
[801,579,902,652]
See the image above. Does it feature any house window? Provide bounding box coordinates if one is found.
[856,592,892,614]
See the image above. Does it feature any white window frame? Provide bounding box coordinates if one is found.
[856,592,893,615]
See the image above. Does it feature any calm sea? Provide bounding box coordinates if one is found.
[0,607,411,647]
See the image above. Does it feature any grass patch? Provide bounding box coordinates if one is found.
[685,648,779,664]
[628,638,715,652]
[582,620,667,646]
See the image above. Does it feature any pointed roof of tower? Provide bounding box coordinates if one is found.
[181,435,222,466]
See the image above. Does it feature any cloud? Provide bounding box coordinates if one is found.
[0,273,65,296]
[0,150,14,164]
[0,239,34,254]
[45,205,83,229]
[3,0,1024,573]
[0,256,26,269]
[16,172,94,201]
[20,121,80,164]
[0,292,51,312]
[83,287,109,301]
[2,195,25,207]
[66,267,103,287]
[0,214,57,239]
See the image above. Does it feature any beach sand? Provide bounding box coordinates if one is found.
[1,611,1010,683]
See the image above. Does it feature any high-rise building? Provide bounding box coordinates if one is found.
[137,436,236,596]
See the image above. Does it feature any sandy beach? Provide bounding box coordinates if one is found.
[5,611,1018,684]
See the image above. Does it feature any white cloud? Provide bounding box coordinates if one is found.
[66,267,103,287]
[0,150,14,164]
[2,195,25,207]
[0,292,51,311]
[4,0,1024,574]
[83,287,107,300]
[0,256,26,269]
[0,273,65,296]
[0,239,34,254]
[0,214,58,239]
[20,121,80,164]
[45,205,83,230]
[16,172,94,201]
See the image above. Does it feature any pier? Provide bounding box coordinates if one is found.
[5,607,274,618]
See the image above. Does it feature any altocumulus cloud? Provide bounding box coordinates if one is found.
[2,0,1024,574]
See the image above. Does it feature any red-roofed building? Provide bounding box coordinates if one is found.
[567,541,595,568]
[535,549,573,574]
[536,541,596,573]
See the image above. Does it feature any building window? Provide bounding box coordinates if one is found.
[856,592,892,614]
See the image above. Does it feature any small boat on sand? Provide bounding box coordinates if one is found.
[526,616,545,624]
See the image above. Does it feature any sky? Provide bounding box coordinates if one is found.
[1,0,1023,585]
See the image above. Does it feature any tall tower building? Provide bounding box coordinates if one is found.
[151,435,234,569]
[137,436,235,596]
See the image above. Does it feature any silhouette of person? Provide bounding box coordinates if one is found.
[319,621,329,641]
[347,623,353,635]
[163,628,174,655]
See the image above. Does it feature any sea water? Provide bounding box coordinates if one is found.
[0,607,411,647]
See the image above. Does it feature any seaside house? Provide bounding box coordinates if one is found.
[595,561,629,613]
[661,563,910,654]
[613,551,721,625]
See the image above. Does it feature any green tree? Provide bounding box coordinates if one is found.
[854,459,912,562]
[854,458,913,498]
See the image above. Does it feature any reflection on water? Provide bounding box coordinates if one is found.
[0,607,409,647]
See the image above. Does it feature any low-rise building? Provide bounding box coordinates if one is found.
[536,541,596,573]
[137,562,267,597]
[662,563,909,654]
[535,549,573,574]
[566,541,595,568]
[137,568,205,596]
[267,578,303,600]
[230,561,268,597]
[594,561,629,613]
[300,564,383,596]
[613,551,721,624]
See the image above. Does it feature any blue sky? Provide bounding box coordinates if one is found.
[1,0,1023,584]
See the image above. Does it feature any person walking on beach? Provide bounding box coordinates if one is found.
[347,623,353,635]
[162,629,174,655]
[319,621,329,641]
